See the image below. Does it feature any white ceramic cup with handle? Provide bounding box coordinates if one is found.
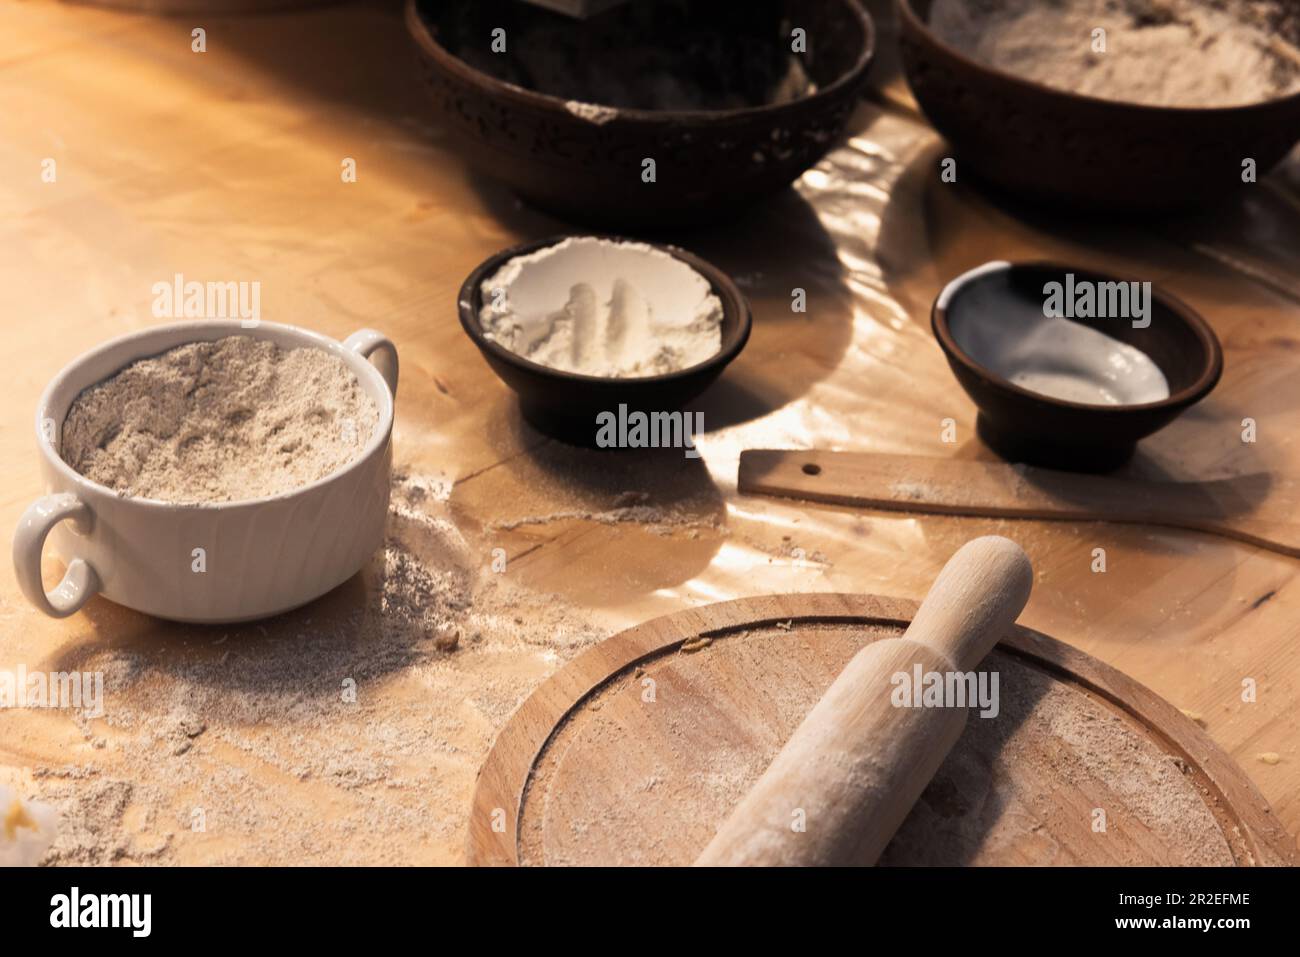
[13,320,399,624]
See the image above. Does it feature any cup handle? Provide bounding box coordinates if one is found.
[344,329,399,398]
[13,492,100,619]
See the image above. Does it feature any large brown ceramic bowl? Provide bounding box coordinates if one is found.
[897,0,1300,210]
[407,0,874,227]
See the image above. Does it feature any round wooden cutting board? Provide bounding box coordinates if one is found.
[467,594,1296,866]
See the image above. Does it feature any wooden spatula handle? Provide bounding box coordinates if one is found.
[737,449,1299,558]
[695,536,1033,867]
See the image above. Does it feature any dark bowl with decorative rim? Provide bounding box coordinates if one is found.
[407,0,875,227]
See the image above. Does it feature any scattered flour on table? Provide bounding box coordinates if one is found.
[485,490,723,537]
[19,470,605,865]
[929,0,1300,107]
[563,100,620,125]
[61,336,377,504]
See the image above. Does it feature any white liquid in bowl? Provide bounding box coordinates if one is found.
[942,265,1170,406]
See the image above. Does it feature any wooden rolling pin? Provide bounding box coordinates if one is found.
[695,536,1033,866]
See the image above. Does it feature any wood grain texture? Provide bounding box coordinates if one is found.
[739,450,1300,557]
[467,593,1296,867]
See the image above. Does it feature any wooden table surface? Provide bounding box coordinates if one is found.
[1,0,1297,865]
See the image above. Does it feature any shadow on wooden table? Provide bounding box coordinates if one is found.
[447,396,730,607]
[41,543,457,707]
[879,124,1300,342]
[687,190,858,428]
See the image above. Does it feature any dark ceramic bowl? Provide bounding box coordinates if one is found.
[897,0,1300,210]
[407,0,874,227]
[458,235,751,444]
[932,261,1222,472]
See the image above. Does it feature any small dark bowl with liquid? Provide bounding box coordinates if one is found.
[932,261,1223,472]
